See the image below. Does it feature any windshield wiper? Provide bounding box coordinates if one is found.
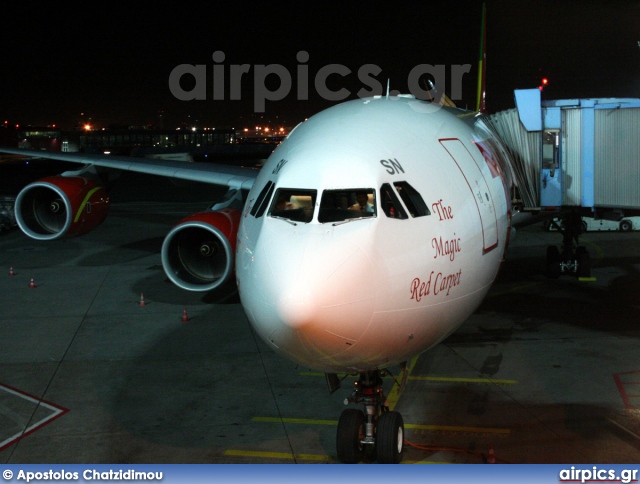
[271,215,298,226]
[332,216,370,226]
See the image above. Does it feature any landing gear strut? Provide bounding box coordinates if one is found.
[336,370,405,464]
[545,210,591,278]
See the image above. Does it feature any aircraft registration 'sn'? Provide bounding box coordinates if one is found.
[0,94,516,463]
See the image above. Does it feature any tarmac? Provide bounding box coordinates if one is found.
[1,167,640,464]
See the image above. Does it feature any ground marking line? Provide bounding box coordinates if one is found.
[251,416,510,434]
[224,449,331,461]
[299,371,517,385]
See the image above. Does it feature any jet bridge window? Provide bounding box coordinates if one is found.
[393,181,430,217]
[318,189,376,223]
[269,188,317,223]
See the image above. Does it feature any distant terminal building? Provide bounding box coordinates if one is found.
[0,125,237,155]
[236,126,291,144]
[78,126,281,162]
[17,127,62,151]
[79,127,236,155]
[0,123,278,163]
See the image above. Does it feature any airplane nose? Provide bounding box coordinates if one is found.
[267,235,374,329]
[241,223,379,366]
[276,287,317,329]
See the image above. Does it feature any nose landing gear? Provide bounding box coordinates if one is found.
[336,369,405,464]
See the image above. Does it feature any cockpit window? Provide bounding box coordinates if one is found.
[318,189,376,223]
[380,183,408,219]
[250,181,275,218]
[269,188,317,223]
[393,181,430,217]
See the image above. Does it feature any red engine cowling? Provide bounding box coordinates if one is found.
[15,176,109,240]
[161,208,241,292]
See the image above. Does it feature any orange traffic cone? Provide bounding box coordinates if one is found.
[29,278,36,289]
[181,307,189,322]
[139,293,146,307]
[9,267,15,276]
[487,444,495,464]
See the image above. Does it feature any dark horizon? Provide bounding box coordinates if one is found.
[1,0,638,130]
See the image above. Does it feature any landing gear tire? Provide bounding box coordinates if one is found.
[336,408,365,464]
[376,411,404,464]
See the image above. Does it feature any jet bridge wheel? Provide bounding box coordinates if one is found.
[336,409,366,464]
[576,246,591,278]
[546,210,593,279]
[546,245,561,279]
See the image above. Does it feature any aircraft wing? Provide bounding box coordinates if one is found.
[0,147,258,191]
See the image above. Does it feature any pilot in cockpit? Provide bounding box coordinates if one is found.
[349,191,374,213]
[274,194,296,211]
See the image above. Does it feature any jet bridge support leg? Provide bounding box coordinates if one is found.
[545,210,591,278]
[336,370,404,464]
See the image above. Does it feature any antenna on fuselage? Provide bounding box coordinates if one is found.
[386,79,390,99]
[424,79,456,107]
[475,1,487,113]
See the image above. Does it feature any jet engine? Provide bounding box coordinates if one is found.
[15,176,109,240]
[161,208,241,292]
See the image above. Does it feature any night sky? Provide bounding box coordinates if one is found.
[1,0,638,130]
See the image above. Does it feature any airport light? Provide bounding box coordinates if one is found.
[539,78,549,91]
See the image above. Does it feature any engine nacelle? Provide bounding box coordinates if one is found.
[15,176,109,240]
[161,208,241,292]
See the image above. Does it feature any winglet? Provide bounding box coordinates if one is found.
[475,2,487,113]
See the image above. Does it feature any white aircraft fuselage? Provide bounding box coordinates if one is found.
[0,94,516,463]
[236,95,512,374]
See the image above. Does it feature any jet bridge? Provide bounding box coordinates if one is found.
[487,90,640,278]
[488,89,640,212]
